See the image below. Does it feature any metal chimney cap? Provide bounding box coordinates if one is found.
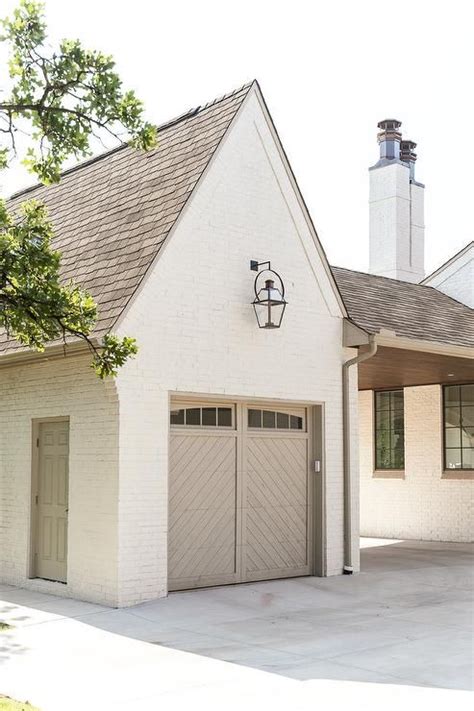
[377,119,402,131]
[400,139,417,151]
[400,139,418,163]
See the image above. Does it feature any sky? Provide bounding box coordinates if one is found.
[1,0,473,274]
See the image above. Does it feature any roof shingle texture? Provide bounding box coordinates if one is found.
[1,83,252,355]
[332,266,474,349]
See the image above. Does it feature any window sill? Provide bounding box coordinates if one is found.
[442,470,474,480]
[373,469,405,479]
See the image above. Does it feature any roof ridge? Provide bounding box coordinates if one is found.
[8,80,256,201]
[157,80,255,134]
[331,264,442,291]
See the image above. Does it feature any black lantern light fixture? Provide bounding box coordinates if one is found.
[250,260,287,329]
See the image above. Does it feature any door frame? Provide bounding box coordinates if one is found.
[29,416,70,580]
[311,404,326,576]
[168,394,326,588]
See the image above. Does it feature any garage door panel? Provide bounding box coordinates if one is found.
[245,529,289,571]
[170,437,235,514]
[246,505,308,570]
[247,472,307,537]
[170,435,230,492]
[169,489,236,554]
[171,532,236,581]
[247,464,306,514]
[246,438,308,511]
[247,500,308,541]
[168,403,311,590]
[247,438,307,503]
[245,436,309,579]
[168,433,237,590]
[246,512,307,571]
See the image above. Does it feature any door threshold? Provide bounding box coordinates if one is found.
[32,576,67,585]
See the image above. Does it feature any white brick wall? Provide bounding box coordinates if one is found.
[423,243,473,308]
[114,88,357,604]
[360,385,473,542]
[0,87,358,606]
[369,162,425,283]
[0,355,121,605]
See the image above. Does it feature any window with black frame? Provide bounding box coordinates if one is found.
[374,390,405,470]
[444,384,474,470]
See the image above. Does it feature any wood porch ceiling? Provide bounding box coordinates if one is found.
[358,346,474,391]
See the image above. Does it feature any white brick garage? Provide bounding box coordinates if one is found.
[111,84,360,605]
[168,401,316,590]
[0,355,121,605]
[0,83,360,607]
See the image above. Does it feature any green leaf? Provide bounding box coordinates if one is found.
[0,1,158,377]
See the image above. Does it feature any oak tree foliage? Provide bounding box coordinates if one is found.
[0,1,157,377]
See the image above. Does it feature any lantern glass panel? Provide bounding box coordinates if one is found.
[253,301,285,329]
[257,284,284,304]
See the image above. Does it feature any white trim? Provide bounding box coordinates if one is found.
[168,390,327,407]
[374,334,474,359]
[252,85,347,318]
[422,241,474,284]
[0,340,94,369]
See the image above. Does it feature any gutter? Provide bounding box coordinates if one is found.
[342,333,377,574]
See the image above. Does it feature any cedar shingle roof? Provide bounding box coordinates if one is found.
[1,82,253,355]
[332,266,474,348]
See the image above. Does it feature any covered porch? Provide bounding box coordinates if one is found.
[358,342,473,391]
[356,338,473,542]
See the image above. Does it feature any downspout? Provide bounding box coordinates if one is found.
[342,334,377,574]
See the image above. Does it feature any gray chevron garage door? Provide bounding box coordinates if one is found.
[168,402,311,591]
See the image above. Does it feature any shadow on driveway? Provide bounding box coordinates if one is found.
[1,539,473,693]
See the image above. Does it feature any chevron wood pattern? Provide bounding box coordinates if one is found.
[168,405,310,590]
[168,434,237,589]
[245,436,308,575]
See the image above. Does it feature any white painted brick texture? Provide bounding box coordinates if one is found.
[369,162,425,283]
[0,355,120,604]
[114,90,357,604]
[424,243,473,308]
[360,385,473,542]
[0,88,358,606]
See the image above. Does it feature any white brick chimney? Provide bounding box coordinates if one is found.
[369,119,425,283]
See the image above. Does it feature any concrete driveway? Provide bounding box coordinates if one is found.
[0,539,472,710]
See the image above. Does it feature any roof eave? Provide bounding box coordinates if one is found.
[343,318,371,347]
[0,338,99,370]
[371,333,474,359]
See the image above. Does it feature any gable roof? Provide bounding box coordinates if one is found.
[332,266,474,349]
[1,82,253,355]
[421,240,473,284]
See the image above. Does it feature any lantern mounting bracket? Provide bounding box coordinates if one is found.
[250,259,271,272]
